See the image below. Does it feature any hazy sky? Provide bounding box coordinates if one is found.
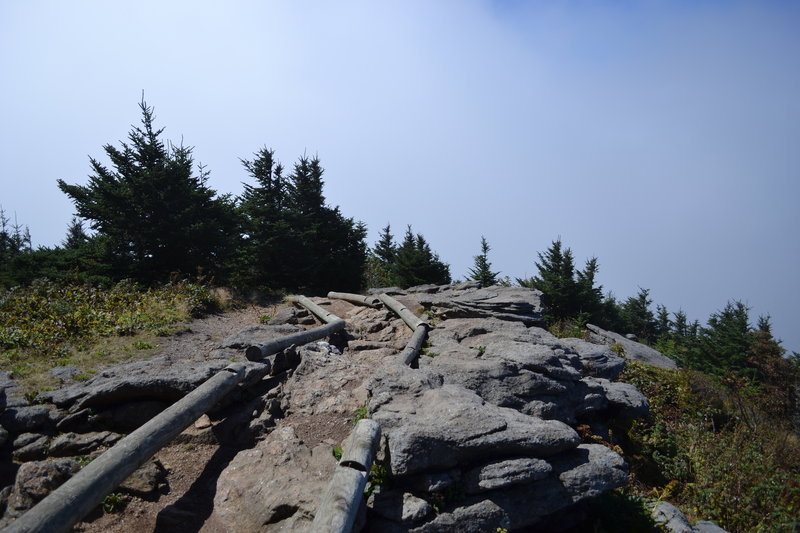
[2,1,798,353]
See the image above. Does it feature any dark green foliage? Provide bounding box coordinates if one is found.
[236,149,367,294]
[57,99,239,283]
[363,224,396,288]
[1,207,32,286]
[620,287,657,342]
[62,217,90,249]
[364,225,450,288]
[517,239,603,324]
[468,236,499,286]
[391,226,451,287]
[621,362,800,532]
[690,301,753,376]
[373,224,396,265]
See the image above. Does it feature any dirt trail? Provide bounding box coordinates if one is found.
[70,297,410,533]
[71,303,278,533]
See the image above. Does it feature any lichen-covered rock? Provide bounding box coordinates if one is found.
[587,324,677,369]
[48,431,121,457]
[0,405,57,433]
[5,459,80,514]
[372,384,580,476]
[211,426,336,532]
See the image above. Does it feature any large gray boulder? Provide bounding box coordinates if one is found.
[586,324,677,369]
[212,426,336,532]
[372,384,580,476]
[415,286,545,326]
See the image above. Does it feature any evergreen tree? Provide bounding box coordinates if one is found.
[373,224,396,265]
[655,304,671,339]
[693,301,753,375]
[392,226,451,287]
[62,217,90,250]
[620,287,657,341]
[468,236,499,286]
[575,257,603,321]
[237,151,366,293]
[237,148,295,289]
[57,99,238,283]
[517,239,577,320]
[363,224,396,289]
[517,239,608,324]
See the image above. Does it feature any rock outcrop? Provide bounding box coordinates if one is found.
[0,284,665,531]
[586,323,678,369]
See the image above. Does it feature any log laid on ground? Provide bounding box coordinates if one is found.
[339,418,381,471]
[5,364,247,533]
[245,319,346,361]
[327,292,380,307]
[397,324,429,367]
[311,419,381,533]
[377,293,427,330]
[285,295,341,324]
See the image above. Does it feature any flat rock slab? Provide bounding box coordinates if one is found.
[373,384,580,476]
[212,426,336,533]
[587,324,677,369]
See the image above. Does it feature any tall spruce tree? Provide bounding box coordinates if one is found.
[468,236,500,286]
[237,151,367,293]
[237,148,295,289]
[363,224,396,289]
[392,226,451,287]
[57,99,238,283]
[620,287,657,341]
[373,224,396,265]
[518,238,604,322]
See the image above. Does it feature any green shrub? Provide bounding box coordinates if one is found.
[619,362,800,532]
[0,279,217,392]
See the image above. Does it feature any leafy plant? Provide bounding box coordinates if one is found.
[619,361,800,532]
[352,407,368,425]
[101,492,127,514]
[365,463,388,497]
[332,446,343,462]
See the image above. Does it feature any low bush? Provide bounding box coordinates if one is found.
[0,279,217,393]
[620,361,800,532]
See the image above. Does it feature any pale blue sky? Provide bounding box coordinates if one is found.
[1,1,798,352]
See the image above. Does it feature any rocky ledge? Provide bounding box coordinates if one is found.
[0,284,677,532]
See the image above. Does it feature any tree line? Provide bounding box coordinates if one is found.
[517,238,799,422]
[1,100,453,294]
[2,99,796,388]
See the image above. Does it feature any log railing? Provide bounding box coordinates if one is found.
[5,364,249,533]
[9,291,428,533]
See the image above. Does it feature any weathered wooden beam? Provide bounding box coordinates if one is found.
[339,418,381,471]
[285,295,340,324]
[397,324,429,367]
[326,292,380,307]
[377,293,427,330]
[5,364,247,533]
[245,319,346,361]
[311,419,381,533]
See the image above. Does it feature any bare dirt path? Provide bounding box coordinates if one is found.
[70,298,410,533]
[71,303,279,533]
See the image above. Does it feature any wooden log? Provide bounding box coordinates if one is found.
[5,364,247,533]
[245,319,346,361]
[397,324,429,367]
[340,419,381,471]
[377,293,427,330]
[311,419,381,533]
[285,295,340,324]
[326,291,380,307]
[310,467,368,533]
